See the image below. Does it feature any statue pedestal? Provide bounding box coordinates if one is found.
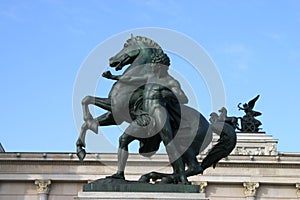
[233,132,278,156]
[75,178,208,200]
[75,192,208,200]
[203,132,278,156]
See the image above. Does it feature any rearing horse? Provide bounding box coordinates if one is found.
[76,35,171,159]
[76,35,213,183]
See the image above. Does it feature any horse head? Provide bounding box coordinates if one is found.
[109,34,140,71]
[109,34,170,71]
[107,35,171,125]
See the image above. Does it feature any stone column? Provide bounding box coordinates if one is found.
[192,181,208,193]
[296,183,300,200]
[243,182,259,200]
[35,180,51,200]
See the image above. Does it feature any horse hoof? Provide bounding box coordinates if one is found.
[161,176,173,184]
[138,175,150,183]
[179,177,190,185]
[76,148,86,161]
[183,180,191,185]
[106,172,125,180]
[188,165,204,176]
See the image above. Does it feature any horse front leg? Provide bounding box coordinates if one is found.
[81,96,113,134]
[82,96,94,121]
[76,122,88,161]
[81,96,112,121]
[76,112,117,161]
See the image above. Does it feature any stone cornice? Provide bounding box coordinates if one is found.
[1,153,300,167]
[1,174,299,185]
[192,181,208,193]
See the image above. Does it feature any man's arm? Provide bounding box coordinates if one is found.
[102,71,120,80]
[171,80,189,104]
[119,75,147,83]
[102,71,148,84]
[165,79,188,104]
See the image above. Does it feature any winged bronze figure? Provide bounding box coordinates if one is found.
[238,95,262,132]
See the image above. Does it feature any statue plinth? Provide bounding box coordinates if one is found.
[83,178,200,193]
[233,132,278,156]
[76,192,208,200]
[75,178,208,200]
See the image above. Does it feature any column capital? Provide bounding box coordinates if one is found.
[34,179,51,194]
[243,182,259,197]
[192,181,208,193]
[296,183,300,198]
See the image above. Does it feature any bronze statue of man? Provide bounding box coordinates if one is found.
[102,62,189,184]
[199,108,237,173]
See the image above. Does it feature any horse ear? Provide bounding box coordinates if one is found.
[131,33,134,39]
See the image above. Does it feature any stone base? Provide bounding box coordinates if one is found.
[234,132,278,155]
[83,178,200,193]
[203,132,278,156]
[76,178,208,200]
[75,192,208,200]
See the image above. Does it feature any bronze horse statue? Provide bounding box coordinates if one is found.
[76,35,213,183]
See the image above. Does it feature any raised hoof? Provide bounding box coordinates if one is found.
[76,148,86,161]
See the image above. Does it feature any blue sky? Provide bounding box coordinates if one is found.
[0,1,299,153]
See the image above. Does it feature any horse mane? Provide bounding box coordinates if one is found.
[127,36,170,66]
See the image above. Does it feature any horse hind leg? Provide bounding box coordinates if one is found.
[139,171,171,183]
[183,149,204,177]
[139,171,188,184]
[185,162,203,177]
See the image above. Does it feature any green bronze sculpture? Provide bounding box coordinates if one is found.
[102,62,189,183]
[76,35,237,184]
[199,108,237,172]
[238,95,262,132]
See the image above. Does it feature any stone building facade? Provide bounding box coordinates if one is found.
[0,132,300,200]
